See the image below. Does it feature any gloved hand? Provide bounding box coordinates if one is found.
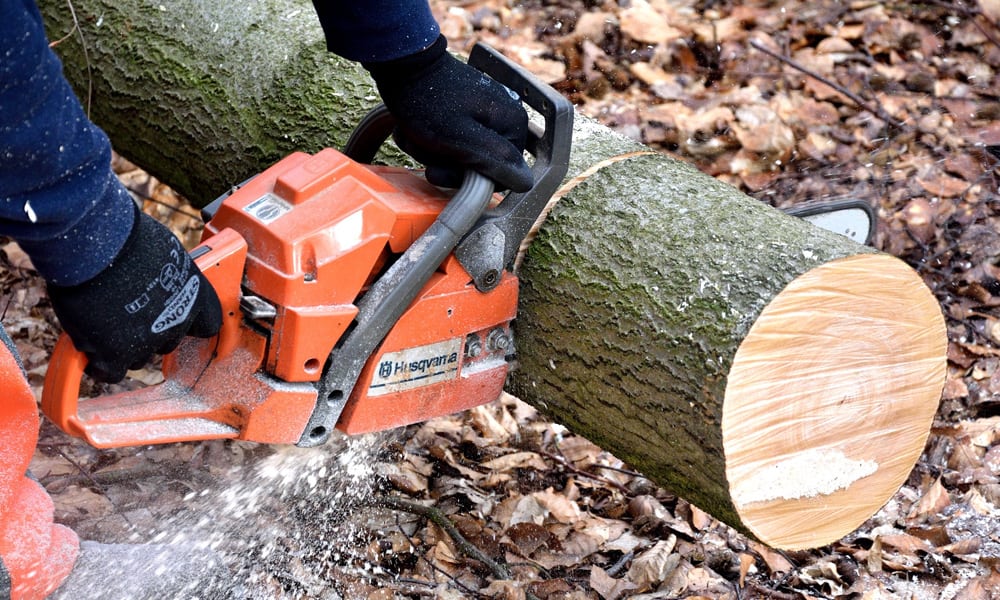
[47,207,222,383]
[364,35,532,192]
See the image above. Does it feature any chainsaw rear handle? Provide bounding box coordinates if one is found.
[41,229,249,440]
[344,42,574,292]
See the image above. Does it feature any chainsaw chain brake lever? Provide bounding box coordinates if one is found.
[299,44,572,447]
[456,44,574,292]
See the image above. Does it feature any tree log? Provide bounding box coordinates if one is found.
[39,0,947,549]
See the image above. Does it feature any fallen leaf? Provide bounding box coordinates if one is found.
[481,451,549,472]
[532,488,581,523]
[619,0,684,45]
[917,169,969,198]
[738,552,756,586]
[504,522,555,557]
[627,536,679,591]
[589,565,637,600]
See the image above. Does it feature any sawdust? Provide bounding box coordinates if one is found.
[732,448,878,506]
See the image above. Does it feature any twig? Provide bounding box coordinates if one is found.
[127,185,204,224]
[924,0,1000,52]
[379,495,511,579]
[390,513,481,597]
[538,449,631,494]
[50,0,93,116]
[378,495,545,600]
[604,551,634,577]
[39,462,187,490]
[748,39,908,131]
[745,580,801,600]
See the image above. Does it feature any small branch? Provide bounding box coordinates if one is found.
[379,495,511,580]
[745,580,801,600]
[40,462,187,491]
[605,551,634,577]
[748,39,908,131]
[390,514,482,598]
[128,186,204,224]
[538,449,631,494]
[50,0,93,116]
[924,0,1000,53]
[378,495,545,600]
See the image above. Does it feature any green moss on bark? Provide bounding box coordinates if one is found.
[39,0,380,205]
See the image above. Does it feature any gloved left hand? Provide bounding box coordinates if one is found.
[47,208,222,383]
[364,35,532,192]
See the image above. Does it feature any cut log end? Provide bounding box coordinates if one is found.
[722,254,947,549]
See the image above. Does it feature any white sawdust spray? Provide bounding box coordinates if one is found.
[143,431,400,599]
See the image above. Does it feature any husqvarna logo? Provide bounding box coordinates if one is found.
[378,361,393,379]
[152,275,200,333]
[369,338,463,396]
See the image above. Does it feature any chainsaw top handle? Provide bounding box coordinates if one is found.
[345,43,574,291]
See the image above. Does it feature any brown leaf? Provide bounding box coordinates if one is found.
[482,580,527,600]
[878,533,933,554]
[916,170,969,198]
[628,495,670,520]
[749,540,794,574]
[493,494,548,528]
[481,451,549,472]
[900,198,936,243]
[505,522,556,557]
[557,435,605,469]
[532,488,581,523]
[527,578,574,600]
[627,536,679,591]
[981,0,1000,21]
[688,504,714,532]
[589,565,637,600]
[908,477,951,523]
[733,105,795,156]
[952,567,1000,600]
[738,552,756,586]
[619,1,684,45]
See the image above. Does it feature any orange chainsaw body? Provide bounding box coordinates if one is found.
[42,149,518,447]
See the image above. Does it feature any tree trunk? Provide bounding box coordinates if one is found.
[39,0,947,549]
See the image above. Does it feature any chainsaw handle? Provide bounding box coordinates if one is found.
[41,229,249,437]
[345,43,574,292]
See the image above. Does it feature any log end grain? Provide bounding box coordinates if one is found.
[722,254,946,549]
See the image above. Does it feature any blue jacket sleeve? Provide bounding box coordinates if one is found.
[310,0,441,63]
[0,0,134,287]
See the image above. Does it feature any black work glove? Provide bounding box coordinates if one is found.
[364,35,532,192]
[48,208,222,383]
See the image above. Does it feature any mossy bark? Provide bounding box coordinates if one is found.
[39,0,934,546]
[39,0,381,205]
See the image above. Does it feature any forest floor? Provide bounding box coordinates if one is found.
[5,0,1000,598]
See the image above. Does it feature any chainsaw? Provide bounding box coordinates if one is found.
[40,43,574,449]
